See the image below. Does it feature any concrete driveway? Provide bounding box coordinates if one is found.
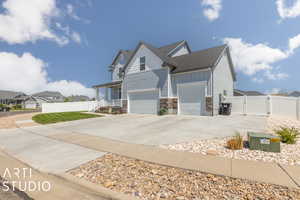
[27,114,268,146]
[0,114,267,174]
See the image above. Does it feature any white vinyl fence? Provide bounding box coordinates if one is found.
[224,96,300,120]
[42,101,103,113]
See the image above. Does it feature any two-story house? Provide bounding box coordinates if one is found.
[93,40,236,116]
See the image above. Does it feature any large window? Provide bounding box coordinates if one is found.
[140,56,146,71]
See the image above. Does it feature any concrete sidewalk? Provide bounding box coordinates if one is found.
[0,128,105,173]
[0,150,136,200]
[37,129,300,189]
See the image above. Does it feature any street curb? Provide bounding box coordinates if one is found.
[58,173,140,200]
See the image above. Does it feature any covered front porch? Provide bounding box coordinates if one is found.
[93,81,123,108]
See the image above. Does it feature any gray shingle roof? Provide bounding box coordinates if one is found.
[68,95,90,102]
[108,41,236,82]
[165,45,227,74]
[122,40,188,72]
[289,91,300,97]
[33,91,64,98]
[0,90,26,100]
[234,89,265,96]
[157,40,186,56]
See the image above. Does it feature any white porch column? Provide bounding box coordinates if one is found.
[267,95,272,116]
[243,95,247,115]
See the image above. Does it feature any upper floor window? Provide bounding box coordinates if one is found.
[140,56,146,71]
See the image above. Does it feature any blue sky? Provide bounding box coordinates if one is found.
[0,0,300,96]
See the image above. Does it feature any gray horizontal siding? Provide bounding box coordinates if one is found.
[122,68,168,99]
[171,70,211,97]
[212,52,234,115]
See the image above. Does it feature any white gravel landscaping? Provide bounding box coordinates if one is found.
[161,116,300,166]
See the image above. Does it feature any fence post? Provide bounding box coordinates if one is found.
[267,95,272,116]
[297,98,300,120]
[243,95,247,115]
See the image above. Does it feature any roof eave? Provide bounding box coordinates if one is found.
[92,81,122,88]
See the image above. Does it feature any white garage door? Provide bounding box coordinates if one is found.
[129,90,159,114]
[178,82,206,116]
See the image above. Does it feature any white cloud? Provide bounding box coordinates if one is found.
[55,22,82,44]
[201,0,222,21]
[0,0,83,45]
[46,80,93,97]
[252,77,264,83]
[288,33,300,53]
[264,70,289,80]
[71,32,81,44]
[276,0,300,19]
[0,51,94,97]
[66,4,81,21]
[223,38,288,76]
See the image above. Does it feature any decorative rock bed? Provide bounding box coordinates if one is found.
[161,116,300,166]
[69,154,300,200]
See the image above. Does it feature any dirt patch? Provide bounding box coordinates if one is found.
[69,154,300,200]
[0,113,39,129]
[0,177,33,200]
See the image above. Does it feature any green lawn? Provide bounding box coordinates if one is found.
[32,112,102,124]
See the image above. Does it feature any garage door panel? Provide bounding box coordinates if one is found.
[129,90,158,114]
[178,82,206,116]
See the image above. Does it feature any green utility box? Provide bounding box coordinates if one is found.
[248,132,281,153]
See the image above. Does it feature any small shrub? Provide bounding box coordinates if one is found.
[158,108,168,116]
[227,132,243,150]
[12,104,22,110]
[275,127,299,144]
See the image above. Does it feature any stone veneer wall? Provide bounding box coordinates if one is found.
[121,100,128,114]
[159,98,178,114]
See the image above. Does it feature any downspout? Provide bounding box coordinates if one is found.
[211,67,214,116]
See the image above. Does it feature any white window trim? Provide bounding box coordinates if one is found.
[139,56,146,71]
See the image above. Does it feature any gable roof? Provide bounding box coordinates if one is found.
[122,40,188,72]
[163,45,236,79]
[33,91,64,98]
[110,41,236,81]
[0,90,26,100]
[110,50,133,67]
[158,40,191,56]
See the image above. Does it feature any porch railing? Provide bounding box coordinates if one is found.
[102,99,122,107]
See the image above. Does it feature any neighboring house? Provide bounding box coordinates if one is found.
[234,89,265,96]
[288,91,300,97]
[93,40,236,116]
[67,95,90,102]
[32,91,65,102]
[0,90,27,105]
[23,96,50,109]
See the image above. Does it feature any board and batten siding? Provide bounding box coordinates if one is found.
[170,70,212,97]
[169,44,189,57]
[112,54,126,81]
[122,68,168,99]
[212,51,234,115]
[126,44,163,74]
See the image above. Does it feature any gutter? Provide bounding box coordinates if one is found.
[211,67,214,116]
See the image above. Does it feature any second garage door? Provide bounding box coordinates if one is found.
[178,82,206,116]
[129,90,159,114]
